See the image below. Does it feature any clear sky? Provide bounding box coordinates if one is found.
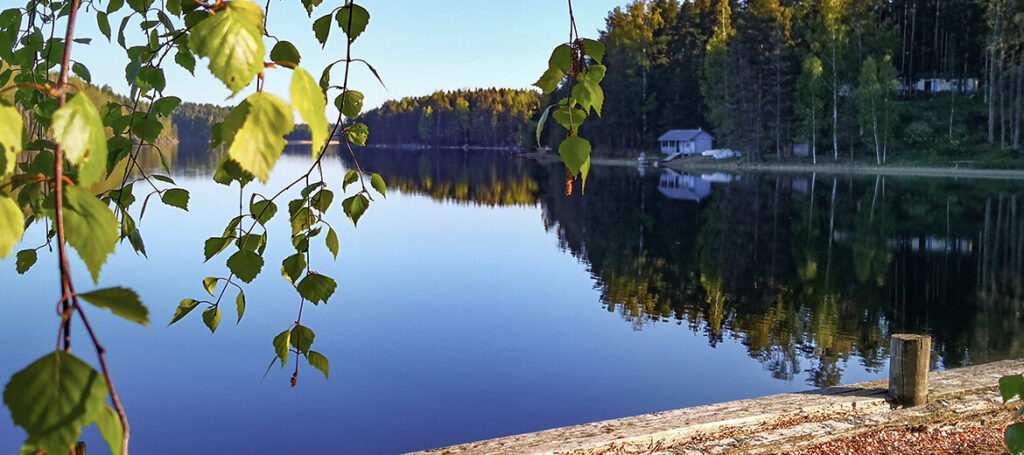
[73,1,624,113]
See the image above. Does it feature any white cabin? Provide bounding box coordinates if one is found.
[899,77,979,93]
[657,129,714,156]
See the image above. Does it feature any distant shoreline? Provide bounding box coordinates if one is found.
[518,151,1024,180]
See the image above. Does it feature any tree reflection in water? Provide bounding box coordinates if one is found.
[193,146,1024,388]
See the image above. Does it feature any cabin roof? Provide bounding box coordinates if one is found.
[658,129,713,142]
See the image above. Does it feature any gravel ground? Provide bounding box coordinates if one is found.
[559,404,1015,455]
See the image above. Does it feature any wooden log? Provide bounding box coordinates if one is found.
[70,441,85,455]
[888,334,932,407]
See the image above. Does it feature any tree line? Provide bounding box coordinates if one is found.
[357,88,541,148]
[580,0,1021,161]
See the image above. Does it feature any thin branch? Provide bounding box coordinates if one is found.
[53,0,131,452]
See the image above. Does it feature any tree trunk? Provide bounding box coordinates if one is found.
[832,44,839,161]
[776,49,782,160]
[812,98,817,165]
[1012,59,1021,150]
[908,3,917,94]
[989,50,996,144]
[873,97,881,164]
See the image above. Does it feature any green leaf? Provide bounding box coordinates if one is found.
[270,40,301,68]
[169,298,199,325]
[311,189,334,212]
[0,105,23,179]
[297,273,336,304]
[135,67,165,92]
[342,194,369,226]
[0,195,23,258]
[301,181,325,198]
[15,249,36,274]
[202,307,221,333]
[584,80,604,116]
[325,228,339,259]
[202,277,218,296]
[312,14,331,47]
[585,64,606,84]
[56,186,118,283]
[291,207,315,236]
[559,136,591,180]
[552,105,587,133]
[337,90,364,119]
[1001,375,1024,403]
[51,94,108,186]
[342,170,359,191]
[3,352,109,455]
[533,67,564,94]
[581,38,605,63]
[213,157,254,186]
[94,404,123,455]
[291,67,329,156]
[225,92,295,183]
[370,173,386,198]
[301,0,324,15]
[235,291,245,323]
[290,324,315,354]
[96,12,112,40]
[573,80,604,117]
[335,4,370,41]
[1009,422,1024,454]
[292,234,309,253]
[273,329,290,367]
[161,188,189,211]
[346,122,369,146]
[71,62,91,84]
[235,233,263,253]
[250,199,277,225]
[78,287,148,325]
[151,96,181,117]
[188,0,265,95]
[174,48,196,74]
[204,236,233,262]
[223,215,244,237]
[130,113,163,144]
[307,351,329,379]
[281,253,305,284]
[227,249,263,283]
[549,44,572,74]
[535,105,552,146]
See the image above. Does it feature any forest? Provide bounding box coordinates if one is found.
[580,0,1023,161]
[357,88,542,148]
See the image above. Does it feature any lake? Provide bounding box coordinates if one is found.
[2,145,1023,454]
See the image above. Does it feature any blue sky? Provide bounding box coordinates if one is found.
[73,1,623,112]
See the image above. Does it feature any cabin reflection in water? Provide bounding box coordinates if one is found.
[657,169,722,201]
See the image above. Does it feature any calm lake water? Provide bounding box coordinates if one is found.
[3,145,1024,454]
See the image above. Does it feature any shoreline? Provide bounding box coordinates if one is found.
[517,151,1024,180]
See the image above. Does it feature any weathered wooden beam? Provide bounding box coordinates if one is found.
[888,333,932,407]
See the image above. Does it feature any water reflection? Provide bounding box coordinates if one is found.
[542,170,1024,386]
[107,145,1024,387]
[342,148,541,207]
[335,148,1024,387]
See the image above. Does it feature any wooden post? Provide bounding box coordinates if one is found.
[70,441,85,455]
[889,334,931,407]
